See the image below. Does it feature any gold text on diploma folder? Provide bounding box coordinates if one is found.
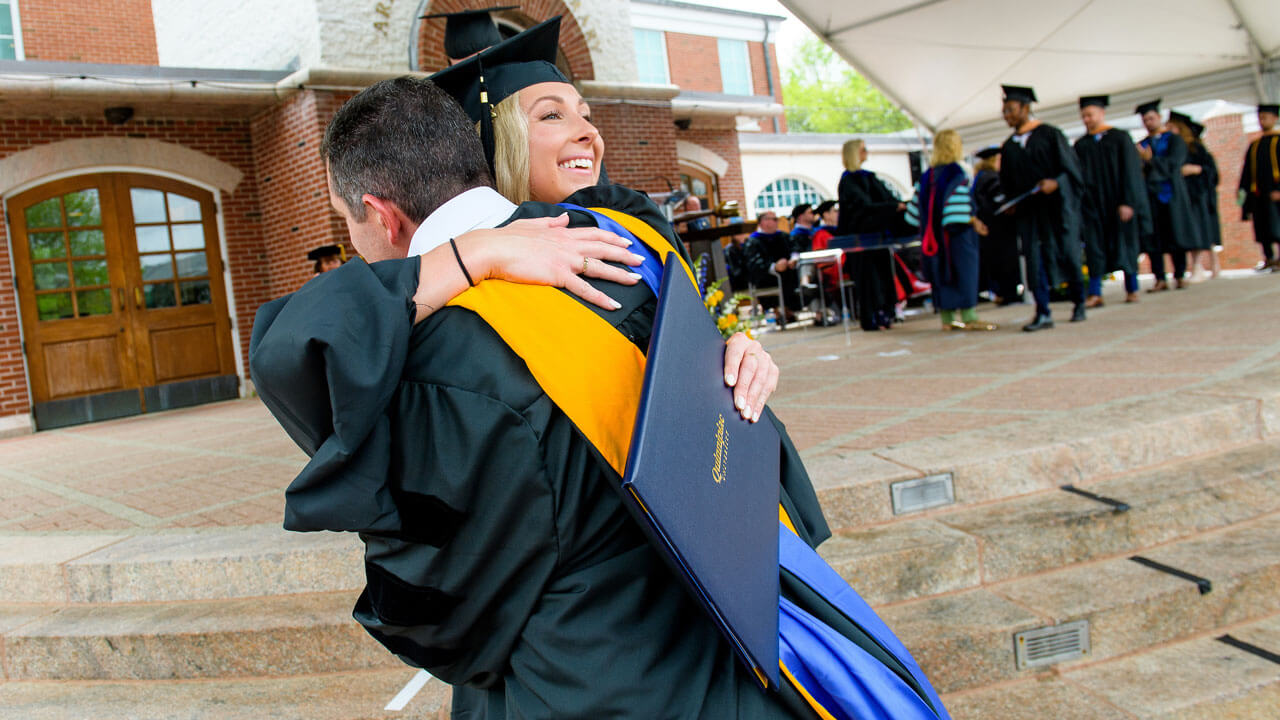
[712,413,728,485]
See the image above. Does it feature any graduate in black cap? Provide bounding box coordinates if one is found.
[971,146,1023,304]
[998,84,1086,331]
[1136,99,1200,290]
[306,244,345,274]
[1073,95,1151,305]
[425,5,518,63]
[789,202,816,252]
[1168,113,1220,279]
[1239,103,1280,270]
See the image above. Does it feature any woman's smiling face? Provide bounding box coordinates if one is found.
[520,81,604,202]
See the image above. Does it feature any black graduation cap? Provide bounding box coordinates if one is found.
[1168,110,1194,128]
[790,203,812,220]
[1260,104,1280,115]
[1135,98,1161,115]
[424,5,519,61]
[1078,95,1109,109]
[975,146,1001,159]
[306,244,343,261]
[1001,84,1036,104]
[431,16,566,171]
[813,200,837,216]
[1189,120,1206,138]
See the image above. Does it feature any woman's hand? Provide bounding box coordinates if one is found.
[972,217,989,236]
[723,332,779,423]
[459,215,645,310]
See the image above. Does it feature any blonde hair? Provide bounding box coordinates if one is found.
[489,92,532,204]
[930,129,963,167]
[842,139,865,171]
[974,155,998,174]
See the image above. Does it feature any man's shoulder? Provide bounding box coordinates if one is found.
[407,307,545,410]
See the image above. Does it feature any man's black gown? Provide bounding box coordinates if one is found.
[1184,142,1220,250]
[972,167,1021,300]
[838,170,912,330]
[249,185,831,720]
[1073,128,1151,278]
[999,124,1084,292]
[1240,133,1280,255]
[1139,131,1200,256]
[744,230,801,312]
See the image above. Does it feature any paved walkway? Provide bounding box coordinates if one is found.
[1,272,1278,534]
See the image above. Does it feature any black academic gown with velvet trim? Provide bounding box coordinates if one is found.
[1184,142,1220,250]
[1000,124,1085,287]
[1139,132,1200,252]
[1073,128,1151,277]
[249,185,830,720]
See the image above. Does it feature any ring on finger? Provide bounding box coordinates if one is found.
[582,257,589,275]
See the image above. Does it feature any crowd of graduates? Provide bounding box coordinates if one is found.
[727,88,1280,334]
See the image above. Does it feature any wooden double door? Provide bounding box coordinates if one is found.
[9,173,237,428]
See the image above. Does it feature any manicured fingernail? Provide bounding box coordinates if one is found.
[741,405,751,418]
[735,395,745,409]
[725,373,736,386]
[628,272,643,279]
[609,299,622,310]
[630,253,645,262]
[753,409,761,422]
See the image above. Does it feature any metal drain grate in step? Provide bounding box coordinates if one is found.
[1014,620,1090,670]
[891,473,954,515]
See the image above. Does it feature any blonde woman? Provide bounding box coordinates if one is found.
[838,138,912,330]
[903,130,995,330]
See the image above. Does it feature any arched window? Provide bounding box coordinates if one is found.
[754,178,824,216]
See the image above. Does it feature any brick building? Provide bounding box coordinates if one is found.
[0,0,785,434]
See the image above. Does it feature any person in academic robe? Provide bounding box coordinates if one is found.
[789,202,816,252]
[306,243,345,275]
[253,75,835,720]
[904,130,995,331]
[1136,99,1200,291]
[1239,103,1280,271]
[837,139,912,330]
[743,209,802,320]
[998,84,1086,331]
[971,147,1023,304]
[1073,95,1151,305]
[424,5,517,64]
[1169,113,1220,280]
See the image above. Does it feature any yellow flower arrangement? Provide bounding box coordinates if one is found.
[694,255,753,340]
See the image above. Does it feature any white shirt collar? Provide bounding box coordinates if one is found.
[407,186,519,256]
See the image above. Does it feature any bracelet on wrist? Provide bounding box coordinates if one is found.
[449,237,475,287]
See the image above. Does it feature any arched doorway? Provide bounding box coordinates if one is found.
[8,173,238,429]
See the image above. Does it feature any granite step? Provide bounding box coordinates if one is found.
[0,667,452,720]
[0,591,397,680]
[0,526,363,604]
[1063,613,1280,720]
[881,515,1280,693]
[820,439,1280,605]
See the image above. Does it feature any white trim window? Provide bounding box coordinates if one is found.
[633,28,669,85]
[754,177,824,215]
[0,0,22,60]
[717,38,752,96]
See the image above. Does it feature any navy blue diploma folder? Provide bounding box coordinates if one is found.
[621,253,781,688]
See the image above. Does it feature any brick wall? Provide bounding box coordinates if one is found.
[1205,114,1259,269]
[19,0,159,64]
[592,100,679,196]
[665,32,720,94]
[249,90,353,299]
[676,121,745,211]
[747,40,785,134]
[415,0,594,79]
[0,116,268,416]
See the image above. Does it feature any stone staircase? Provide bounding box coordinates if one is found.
[3,373,1280,717]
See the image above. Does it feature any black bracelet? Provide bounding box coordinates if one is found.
[449,237,475,287]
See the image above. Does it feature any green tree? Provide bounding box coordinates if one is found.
[782,37,912,134]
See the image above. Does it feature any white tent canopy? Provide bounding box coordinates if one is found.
[778,0,1280,146]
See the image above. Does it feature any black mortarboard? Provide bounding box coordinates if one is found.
[1189,120,1206,138]
[975,146,1001,159]
[1260,104,1280,115]
[790,203,812,220]
[1078,95,1109,109]
[1001,84,1036,104]
[1135,98,1161,115]
[424,5,518,61]
[813,200,837,216]
[431,16,567,172]
[306,244,342,261]
[1168,110,1194,128]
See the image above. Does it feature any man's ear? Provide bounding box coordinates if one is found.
[362,194,416,254]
